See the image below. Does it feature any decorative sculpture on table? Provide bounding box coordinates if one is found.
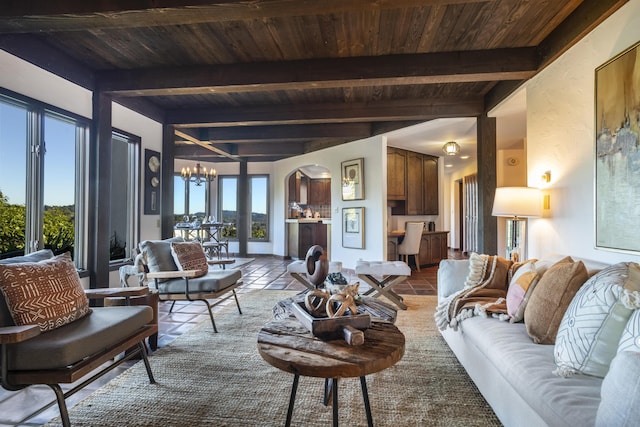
[326,283,360,317]
[305,244,329,287]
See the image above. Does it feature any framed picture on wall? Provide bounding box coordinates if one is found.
[144,149,161,215]
[595,40,640,253]
[342,207,364,249]
[341,158,364,200]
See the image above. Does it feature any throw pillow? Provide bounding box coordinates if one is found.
[554,262,639,378]
[0,252,91,332]
[170,242,208,278]
[525,257,589,344]
[139,237,184,282]
[616,263,640,354]
[463,252,512,290]
[595,351,640,427]
[618,309,640,353]
[506,261,539,323]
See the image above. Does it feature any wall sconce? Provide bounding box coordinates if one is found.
[541,171,551,183]
[492,187,542,261]
[442,141,460,156]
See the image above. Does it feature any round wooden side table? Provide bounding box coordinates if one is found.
[257,317,405,427]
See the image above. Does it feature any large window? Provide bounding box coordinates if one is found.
[0,92,89,265]
[173,176,210,223]
[109,131,139,262]
[218,175,269,241]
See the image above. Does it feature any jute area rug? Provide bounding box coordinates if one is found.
[47,291,501,426]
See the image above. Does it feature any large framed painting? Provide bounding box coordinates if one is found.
[595,41,640,253]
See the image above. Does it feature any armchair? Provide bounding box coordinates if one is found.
[0,250,156,427]
[137,238,243,333]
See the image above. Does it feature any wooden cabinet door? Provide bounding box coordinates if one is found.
[288,172,300,204]
[309,179,331,205]
[387,147,406,200]
[418,235,431,267]
[423,156,439,215]
[298,223,314,258]
[406,151,424,215]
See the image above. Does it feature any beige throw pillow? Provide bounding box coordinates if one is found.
[525,257,589,344]
[170,242,208,278]
[0,252,91,332]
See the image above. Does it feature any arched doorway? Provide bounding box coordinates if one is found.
[285,164,332,259]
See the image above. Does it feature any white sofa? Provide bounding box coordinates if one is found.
[436,256,619,427]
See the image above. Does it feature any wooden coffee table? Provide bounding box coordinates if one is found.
[257,317,405,427]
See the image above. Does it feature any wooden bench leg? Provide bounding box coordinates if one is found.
[358,274,408,310]
[290,272,316,290]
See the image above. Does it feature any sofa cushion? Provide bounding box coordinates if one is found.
[554,262,640,377]
[0,252,91,332]
[447,315,602,426]
[506,261,539,322]
[595,351,640,427]
[4,306,152,371]
[0,249,55,327]
[525,257,589,344]
[156,269,242,294]
[170,241,208,277]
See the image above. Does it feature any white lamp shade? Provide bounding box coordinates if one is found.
[492,187,542,218]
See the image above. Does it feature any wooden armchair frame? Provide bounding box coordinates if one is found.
[0,287,157,427]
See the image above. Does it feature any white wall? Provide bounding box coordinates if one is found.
[273,136,387,269]
[526,0,640,263]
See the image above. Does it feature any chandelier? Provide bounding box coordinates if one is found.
[442,141,461,156]
[181,163,216,186]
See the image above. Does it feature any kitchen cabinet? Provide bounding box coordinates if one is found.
[406,151,424,215]
[423,156,439,215]
[288,171,300,204]
[387,147,438,215]
[289,221,328,259]
[387,147,406,200]
[418,231,449,266]
[308,178,331,205]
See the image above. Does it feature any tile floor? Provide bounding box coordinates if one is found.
[0,251,466,426]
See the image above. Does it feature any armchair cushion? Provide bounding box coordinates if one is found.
[4,305,152,371]
[0,252,91,332]
[170,241,208,277]
[156,269,242,295]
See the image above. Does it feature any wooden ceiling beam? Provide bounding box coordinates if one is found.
[168,98,484,127]
[0,0,492,33]
[206,123,372,142]
[174,141,307,157]
[97,49,537,96]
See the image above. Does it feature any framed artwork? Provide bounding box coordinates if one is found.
[342,207,365,249]
[595,40,640,253]
[144,149,161,215]
[341,158,364,200]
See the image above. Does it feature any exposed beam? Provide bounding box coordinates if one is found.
[168,98,484,127]
[537,0,629,69]
[174,129,242,162]
[97,49,537,96]
[206,123,372,143]
[174,141,307,158]
[0,0,493,33]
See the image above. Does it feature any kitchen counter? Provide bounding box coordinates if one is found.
[286,218,332,224]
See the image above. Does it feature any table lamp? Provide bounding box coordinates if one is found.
[492,187,542,261]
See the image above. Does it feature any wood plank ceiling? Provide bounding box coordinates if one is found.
[0,0,628,162]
